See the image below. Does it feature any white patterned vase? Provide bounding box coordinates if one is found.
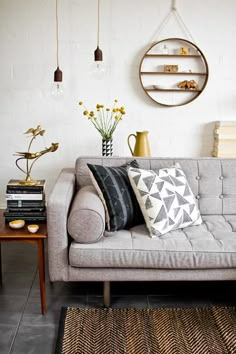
[102,139,113,157]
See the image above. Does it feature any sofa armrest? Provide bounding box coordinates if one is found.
[47,168,76,281]
[68,185,105,243]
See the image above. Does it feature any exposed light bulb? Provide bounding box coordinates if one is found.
[90,61,108,79]
[51,81,64,99]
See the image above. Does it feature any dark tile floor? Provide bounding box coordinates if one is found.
[0,242,235,354]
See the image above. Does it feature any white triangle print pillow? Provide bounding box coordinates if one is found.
[128,165,202,237]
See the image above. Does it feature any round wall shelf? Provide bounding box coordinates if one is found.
[139,38,209,107]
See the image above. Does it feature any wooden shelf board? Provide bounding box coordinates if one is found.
[141,72,207,75]
[144,54,201,58]
[146,88,202,92]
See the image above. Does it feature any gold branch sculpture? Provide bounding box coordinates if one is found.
[14,125,59,185]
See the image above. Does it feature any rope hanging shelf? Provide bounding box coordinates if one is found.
[139,1,209,107]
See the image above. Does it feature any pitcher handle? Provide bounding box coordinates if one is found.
[127,134,136,156]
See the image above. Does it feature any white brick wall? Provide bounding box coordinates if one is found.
[1,0,236,207]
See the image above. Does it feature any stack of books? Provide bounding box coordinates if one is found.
[4,179,46,223]
[212,121,236,157]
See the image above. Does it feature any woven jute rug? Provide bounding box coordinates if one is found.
[55,307,236,354]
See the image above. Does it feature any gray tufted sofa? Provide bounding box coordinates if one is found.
[47,157,236,306]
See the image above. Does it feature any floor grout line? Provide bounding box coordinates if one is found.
[8,266,38,354]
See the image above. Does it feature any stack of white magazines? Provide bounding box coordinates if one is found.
[212,121,236,157]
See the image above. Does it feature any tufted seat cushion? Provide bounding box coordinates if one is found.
[69,215,236,269]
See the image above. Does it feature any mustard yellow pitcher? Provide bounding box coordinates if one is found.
[127,131,151,157]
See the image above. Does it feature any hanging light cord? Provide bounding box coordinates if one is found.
[97,0,100,47]
[56,0,59,67]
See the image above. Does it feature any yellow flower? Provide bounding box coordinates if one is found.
[78,99,125,140]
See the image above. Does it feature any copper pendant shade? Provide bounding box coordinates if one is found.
[94,46,103,61]
[54,67,62,82]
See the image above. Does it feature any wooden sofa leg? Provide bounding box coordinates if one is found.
[103,281,110,307]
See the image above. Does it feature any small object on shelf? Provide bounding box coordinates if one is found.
[162,44,169,54]
[179,47,189,55]
[9,219,25,229]
[164,65,178,73]
[28,224,39,233]
[177,80,198,89]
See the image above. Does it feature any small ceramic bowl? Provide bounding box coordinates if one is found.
[9,219,25,229]
[27,224,39,233]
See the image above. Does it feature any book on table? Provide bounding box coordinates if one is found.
[212,151,236,157]
[4,179,46,223]
[214,127,236,134]
[7,200,45,208]
[214,133,236,140]
[213,141,236,152]
[6,179,45,189]
[215,121,236,128]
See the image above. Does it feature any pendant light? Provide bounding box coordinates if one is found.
[51,0,63,98]
[92,0,107,76]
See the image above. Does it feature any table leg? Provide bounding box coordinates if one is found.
[0,243,2,285]
[37,239,46,315]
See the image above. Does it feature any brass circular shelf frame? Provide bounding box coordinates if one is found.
[139,38,209,107]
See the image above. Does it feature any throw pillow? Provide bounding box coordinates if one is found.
[128,165,202,237]
[87,160,144,232]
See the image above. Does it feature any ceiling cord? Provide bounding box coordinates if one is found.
[56,0,59,67]
[97,0,100,47]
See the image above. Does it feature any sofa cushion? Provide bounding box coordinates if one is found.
[75,157,236,217]
[128,165,202,237]
[87,160,144,232]
[69,215,236,269]
[67,185,105,243]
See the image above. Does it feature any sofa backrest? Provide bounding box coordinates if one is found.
[75,156,236,215]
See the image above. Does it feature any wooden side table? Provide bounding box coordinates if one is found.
[0,210,47,315]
